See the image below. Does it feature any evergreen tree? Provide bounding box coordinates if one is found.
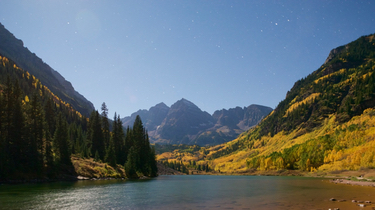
[8,79,26,173]
[26,93,45,174]
[0,88,7,179]
[105,138,117,167]
[44,124,54,176]
[125,146,138,179]
[94,150,100,162]
[149,146,158,177]
[124,126,133,162]
[132,115,149,174]
[68,123,78,154]
[44,98,56,136]
[53,113,71,165]
[112,113,125,164]
[101,102,110,149]
[87,110,105,161]
[123,115,158,177]
[73,126,84,155]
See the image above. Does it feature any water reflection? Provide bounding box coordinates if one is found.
[1,176,375,209]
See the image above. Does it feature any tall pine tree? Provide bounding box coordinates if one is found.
[87,110,105,161]
[53,113,71,165]
[26,93,45,174]
[124,115,157,178]
[112,113,125,165]
[101,102,110,149]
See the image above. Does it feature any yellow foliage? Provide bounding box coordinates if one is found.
[24,95,29,103]
[317,109,375,171]
[71,156,125,178]
[158,107,375,174]
[362,72,373,79]
[275,157,284,170]
[314,68,346,84]
[265,157,274,170]
[213,107,375,173]
[285,93,320,117]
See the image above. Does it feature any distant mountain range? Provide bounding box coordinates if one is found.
[121,98,272,146]
[0,22,272,147]
[0,23,94,116]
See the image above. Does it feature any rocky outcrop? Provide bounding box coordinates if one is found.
[323,46,346,65]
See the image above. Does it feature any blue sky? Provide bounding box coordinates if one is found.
[1,0,374,117]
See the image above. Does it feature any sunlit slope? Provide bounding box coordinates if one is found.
[207,34,375,173]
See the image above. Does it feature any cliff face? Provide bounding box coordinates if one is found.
[323,46,346,65]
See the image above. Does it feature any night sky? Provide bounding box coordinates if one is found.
[1,0,374,117]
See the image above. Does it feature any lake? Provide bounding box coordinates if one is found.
[1,175,374,209]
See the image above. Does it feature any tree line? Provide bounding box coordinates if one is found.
[160,160,211,174]
[0,55,157,180]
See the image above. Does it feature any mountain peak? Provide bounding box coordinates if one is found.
[153,102,169,109]
[174,98,198,108]
[180,98,193,103]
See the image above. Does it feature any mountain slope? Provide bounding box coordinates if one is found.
[0,23,94,116]
[194,104,273,145]
[205,33,375,173]
[122,102,170,132]
[154,98,215,145]
[122,99,272,146]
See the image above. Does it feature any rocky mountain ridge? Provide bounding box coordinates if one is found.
[122,98,272,146]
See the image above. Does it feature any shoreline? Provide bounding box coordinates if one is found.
[195,168,375,188]
[0,175,126,185]
[4,168,375,188]
[329,178,375,187]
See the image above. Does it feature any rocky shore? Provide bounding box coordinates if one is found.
[330,178,375,187]
[328,197,374,209]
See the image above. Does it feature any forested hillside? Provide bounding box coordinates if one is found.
[0,23,94,116]
[157,34,375,174]
[207,34,375,173]
[0,55,157,180]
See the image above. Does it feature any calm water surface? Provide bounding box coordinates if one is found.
[1,175,375,209]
